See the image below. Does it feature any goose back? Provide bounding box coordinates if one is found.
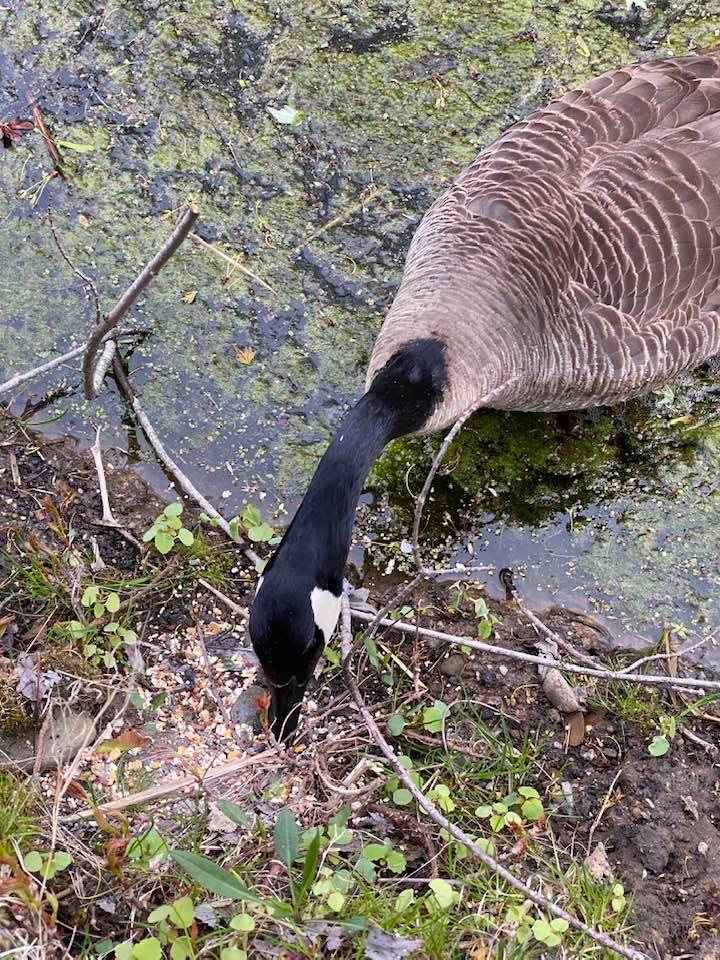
[367,51,720,430]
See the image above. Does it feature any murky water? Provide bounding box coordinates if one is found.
[1,1,719,665]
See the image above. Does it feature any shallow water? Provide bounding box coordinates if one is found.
[1,0,719,665]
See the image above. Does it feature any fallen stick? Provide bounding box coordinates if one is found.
[189,232,277,295]
[90,427,117,525]
[78,748,278,817]
[0,331,138,397]
[348,607,720,693]
[340,595,650,960]
[83,206,199,400]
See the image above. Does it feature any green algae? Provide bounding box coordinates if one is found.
[2,0,720,651]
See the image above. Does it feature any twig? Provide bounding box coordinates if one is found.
[83,206,199,399]
[291,186,386,253]
[412,409,475,572]
[76,749,278,817]
[31,104,64,173]
[587,769,623,853]
[509,587,604,671]
[47,206,101,325]
[110,354,262,566]
[91,340,116,396]
[189,232,277,294]
[348,608,720,693]
[90,427,116,525]
[340,595,649,960]
[679,725,718,754]
[0,330,141,397]
[623,637,711,674]
[198,578,247,618]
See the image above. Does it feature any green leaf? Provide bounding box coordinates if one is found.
[475,804,493,818]
[24,851,43,872]
[178,528,194,546]
[147,904,171,923]
[649,735,670,757]
[327,890,345,912]
[385,850,407,874]
[169,850,263,904]
[362,843,387,862]
[82,586,98,607]
[56,138,95,153]
[387,713,405,736]
[518,786,539,798]
[298,830,321,906]
[355,857,376,882]
[220,950,247,960]
[429,878,455,910]
[50,851,72,872]
[170,938,193,960]
[392,788,412,806]
[532,919,552,941]
[241,504,261,528]
[132,939,162,960]
[248,523,273,543]
[166,515,182,530]
[267,104,303,126]
[423,700,449,733]
[550,918,569,932]
[169,895,195,929]
[155,531,174,555]
[274,808,300,869]
[521,797,544,821]
[94,602,106,618]
[105,593,120,614]
[164,502,183,517]
[142,525,158,542]
[216,799,252,829]
[114,944,134,960]
[395,889,415,913]
[230,913,255,932]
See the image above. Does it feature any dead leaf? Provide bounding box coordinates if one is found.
[96,728,151,755]
[78,214,91,229]
[584,842,614,882]
[364,924,422,960]
[681,795,700,822]
[182,290,198,304]
[566,710,586,747]
[233,344,256,365]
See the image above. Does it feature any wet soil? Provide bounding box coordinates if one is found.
[2,416,719,959]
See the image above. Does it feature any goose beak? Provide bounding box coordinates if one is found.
[268,677,307,742]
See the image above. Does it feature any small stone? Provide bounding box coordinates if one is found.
[440,654,466,677]
[698,841,709,856]
[229,684,266,732]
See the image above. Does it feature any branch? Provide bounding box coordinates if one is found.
[0,331,138,397]
[110,356,261,566]
[48,205,101,325]
[83,206,199,400]
[189,232,277,295]
[340,594,650,960]
[348,607,720,693]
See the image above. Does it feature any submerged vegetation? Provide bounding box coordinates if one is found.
[1,1,720,958]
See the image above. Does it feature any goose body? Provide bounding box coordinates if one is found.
[250,51,720,739]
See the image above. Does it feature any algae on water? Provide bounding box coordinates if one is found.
[1,0,719,651]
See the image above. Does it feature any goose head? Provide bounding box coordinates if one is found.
[249,570,340,740]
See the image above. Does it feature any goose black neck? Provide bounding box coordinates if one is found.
[266,338,447,592]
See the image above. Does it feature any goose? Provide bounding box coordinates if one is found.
[249,50,720,740]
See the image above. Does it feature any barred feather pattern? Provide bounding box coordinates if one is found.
[367,52,720,432]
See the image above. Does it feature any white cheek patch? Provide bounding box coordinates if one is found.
[310,587,341,643]
[255,575,264,597]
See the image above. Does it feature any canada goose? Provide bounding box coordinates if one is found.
[249,51,720,740]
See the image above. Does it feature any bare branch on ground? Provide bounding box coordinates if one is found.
[340,594,650,960]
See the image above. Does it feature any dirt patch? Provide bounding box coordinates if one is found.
[2,416,719,958]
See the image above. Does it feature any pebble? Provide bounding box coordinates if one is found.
[440,654,466,677]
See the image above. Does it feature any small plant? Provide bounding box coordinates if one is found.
[355,840,407,881]
[229,504,274,544]
[532,916,570,948]
[423,699,449,733]
[23,849,72,881]
[472,596,501,639]
[67,585,138,669]
[611,883,626,913]
[648,694,719,757]
[476,787,545,834]
[143,502,194,555]
[385,755,420,807]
